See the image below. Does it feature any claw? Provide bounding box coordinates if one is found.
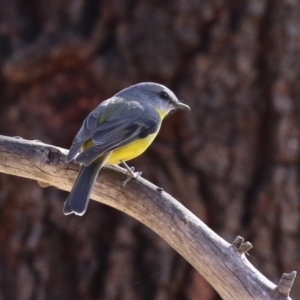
[122,171,142,186]
[121,160,142,186]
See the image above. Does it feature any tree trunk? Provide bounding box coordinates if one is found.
[0,1,299,299]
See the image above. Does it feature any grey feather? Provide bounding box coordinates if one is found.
[64,82,187,216]
[63,154,110,216]
[67,96,160,166]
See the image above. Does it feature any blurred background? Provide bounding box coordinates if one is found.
[0,0,299,299]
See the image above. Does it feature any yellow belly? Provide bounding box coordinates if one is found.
[107,132,159,165]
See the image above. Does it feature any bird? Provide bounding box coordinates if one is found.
[64,82,190,216]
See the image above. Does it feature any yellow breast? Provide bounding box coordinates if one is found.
[107,132,159,165]
[107,108,167,165]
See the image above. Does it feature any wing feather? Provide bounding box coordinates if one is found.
[66,97,160,165]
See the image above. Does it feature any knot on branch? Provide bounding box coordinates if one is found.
[39,147,62,165]
[232,236,253,254]
[37,180,51,188]
[277,271,297,296]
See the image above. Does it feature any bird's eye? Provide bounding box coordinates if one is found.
[159,91,169,100]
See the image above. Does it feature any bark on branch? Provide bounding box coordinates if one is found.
[0,135,296,300]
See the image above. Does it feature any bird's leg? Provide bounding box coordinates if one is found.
[121,160,142,186]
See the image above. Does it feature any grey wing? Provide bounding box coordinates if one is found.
[65,104,107,163]
[74,105,160,166]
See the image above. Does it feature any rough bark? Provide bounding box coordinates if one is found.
[0,0,299,299]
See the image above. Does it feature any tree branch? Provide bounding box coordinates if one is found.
[0,135,296,300]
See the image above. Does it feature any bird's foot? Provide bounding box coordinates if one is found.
[121,160,142,186]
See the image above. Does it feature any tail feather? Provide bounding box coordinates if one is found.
[64,154,110,216]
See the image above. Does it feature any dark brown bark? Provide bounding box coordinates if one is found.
[0,1,299,299]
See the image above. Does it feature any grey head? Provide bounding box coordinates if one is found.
[114,82,190,115]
